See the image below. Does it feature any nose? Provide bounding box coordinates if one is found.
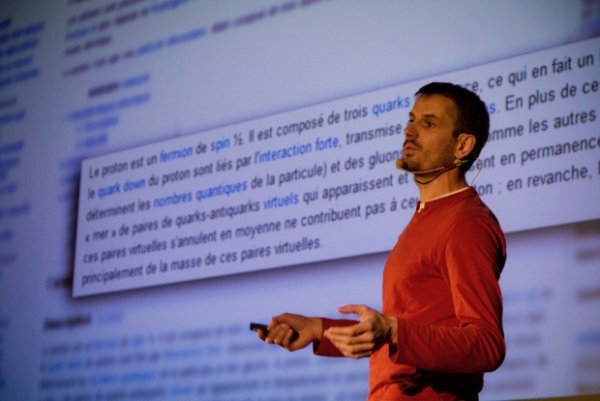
[404,121,417,139]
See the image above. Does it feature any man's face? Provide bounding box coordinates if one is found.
[401,94,458,172]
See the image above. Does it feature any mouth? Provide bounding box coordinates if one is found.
[402,140,420,155]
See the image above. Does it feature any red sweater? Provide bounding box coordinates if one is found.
[315,187,506,400]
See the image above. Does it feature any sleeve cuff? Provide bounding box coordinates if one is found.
[388,317,406,362]
[313,318,357,357]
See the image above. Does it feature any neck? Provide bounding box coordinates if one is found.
[416,169,468,202]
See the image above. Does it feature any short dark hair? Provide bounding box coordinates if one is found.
[415,82,489,172]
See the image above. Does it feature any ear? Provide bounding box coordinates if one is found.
[454,133,476,160]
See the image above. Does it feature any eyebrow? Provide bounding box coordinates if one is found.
[409,112,441,120]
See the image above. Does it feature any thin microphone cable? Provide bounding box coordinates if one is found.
[469,158,483,186]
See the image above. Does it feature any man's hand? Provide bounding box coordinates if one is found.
[257,313,322,352]
[324,304,397,359]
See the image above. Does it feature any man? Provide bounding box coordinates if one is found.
[258,82,506,400]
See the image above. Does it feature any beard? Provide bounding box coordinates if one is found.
[399,139,456,174]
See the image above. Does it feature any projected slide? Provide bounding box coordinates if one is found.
[2,1,599,400]
[74,38,600,297]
